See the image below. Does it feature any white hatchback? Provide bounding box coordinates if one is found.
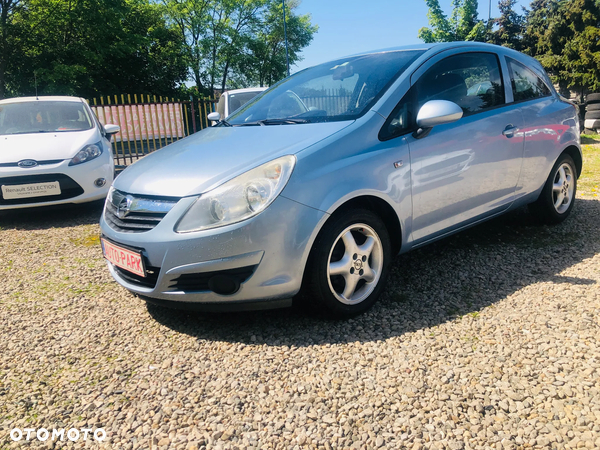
[215,87,268,120]
[0,96,120,210]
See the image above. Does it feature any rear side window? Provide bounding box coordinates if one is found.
[379,52,505,140]
[507,58,551,102]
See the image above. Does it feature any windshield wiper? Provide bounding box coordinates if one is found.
[236,118,310,126]
[214,119,232,127]
[3,130,54,135]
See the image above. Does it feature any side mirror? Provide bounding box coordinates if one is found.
[104,124,120,136]
[416,100,463,129]
[208,112,221,123]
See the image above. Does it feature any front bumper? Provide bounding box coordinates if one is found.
[0,158,113,210]
[100,195,327,308]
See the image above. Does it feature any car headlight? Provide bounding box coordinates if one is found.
[69,142,103,166]
[175,155,296,233]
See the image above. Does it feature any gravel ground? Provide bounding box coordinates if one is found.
[1,190,599,450]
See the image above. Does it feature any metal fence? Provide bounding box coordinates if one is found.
[90,91,355,167]
[88,95,217,166]
[300,91,352,116]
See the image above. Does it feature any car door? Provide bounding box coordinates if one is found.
[403,51,525,243]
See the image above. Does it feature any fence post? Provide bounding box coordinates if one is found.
[183,98,190,136]
[190,95,197,134]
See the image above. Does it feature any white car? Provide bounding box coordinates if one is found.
[214,87,268,122]
[0,96,120,210]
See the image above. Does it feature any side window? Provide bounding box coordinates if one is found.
[415,52,505,116]
[379,52,505,141]
[507,58,551,102]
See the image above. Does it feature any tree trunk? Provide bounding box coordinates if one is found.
[220,60,229,92]
[0,59,5,99]
[0,0,9,99]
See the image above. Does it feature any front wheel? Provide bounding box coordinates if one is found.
[301,209,392,317]
[529,153,577,224]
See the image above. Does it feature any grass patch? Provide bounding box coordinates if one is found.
[579,134,600,197]
[70,233,101,247]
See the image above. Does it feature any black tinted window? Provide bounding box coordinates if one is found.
[379,52,505,140]
[507,58,551,102]
[416,52,505,115]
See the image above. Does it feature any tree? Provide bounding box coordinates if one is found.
[232,0,317,88]
[163,0,267,94]
[2,0,188,98]
[523,0,600,95]
[521,0,554,56]
[490,0,525,49]
[163,0,317,93]
[418,0,486,43]
[0,0,23,98]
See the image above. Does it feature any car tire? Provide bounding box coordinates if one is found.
[301,209,392,317]
[586,102,600,111]
[585,110,600,120]
[585,93,600,103]
[529,153,577,225]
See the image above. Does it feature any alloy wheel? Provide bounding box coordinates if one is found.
[552,162,575,214]
[326,223,383,305]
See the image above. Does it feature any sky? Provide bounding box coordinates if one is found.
[292,0,530,72]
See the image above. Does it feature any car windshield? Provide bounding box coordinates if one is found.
[228,50,425,125]
[0,101,93,135]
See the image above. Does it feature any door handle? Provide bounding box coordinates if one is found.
[502,125,518,138]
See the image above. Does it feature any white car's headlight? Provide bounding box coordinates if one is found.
[69,142,103,166]
[175,155,296,233]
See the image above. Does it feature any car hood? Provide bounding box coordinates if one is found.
[114,122,353,197]
[0,129,99,163]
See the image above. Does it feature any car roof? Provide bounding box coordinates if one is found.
[345,41,521,58]
[0,96,85,105]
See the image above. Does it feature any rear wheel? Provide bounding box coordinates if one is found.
[302,209,392,317]
[529,153,577,224]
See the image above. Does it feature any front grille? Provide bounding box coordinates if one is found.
[0,173,84,205]
[169,265,257,292]
[104,190,179,233]
[0,159,64,168]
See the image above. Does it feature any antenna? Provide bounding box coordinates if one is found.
[34,71,38,99]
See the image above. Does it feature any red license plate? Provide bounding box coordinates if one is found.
[102,238,146,277]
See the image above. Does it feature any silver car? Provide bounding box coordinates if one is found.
[100,42,581,316]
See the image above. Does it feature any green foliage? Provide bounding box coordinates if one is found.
[231,0,317,88]
[418,0,486,43]
[1,0,189,99]
[163,0,317,93]
[523,0,600,93]
[0,0,25,99]
[490,0,524,49]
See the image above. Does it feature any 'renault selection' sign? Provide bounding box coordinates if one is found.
[1,182,61,200]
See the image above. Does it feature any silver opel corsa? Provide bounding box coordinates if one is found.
[100,42,581,316]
